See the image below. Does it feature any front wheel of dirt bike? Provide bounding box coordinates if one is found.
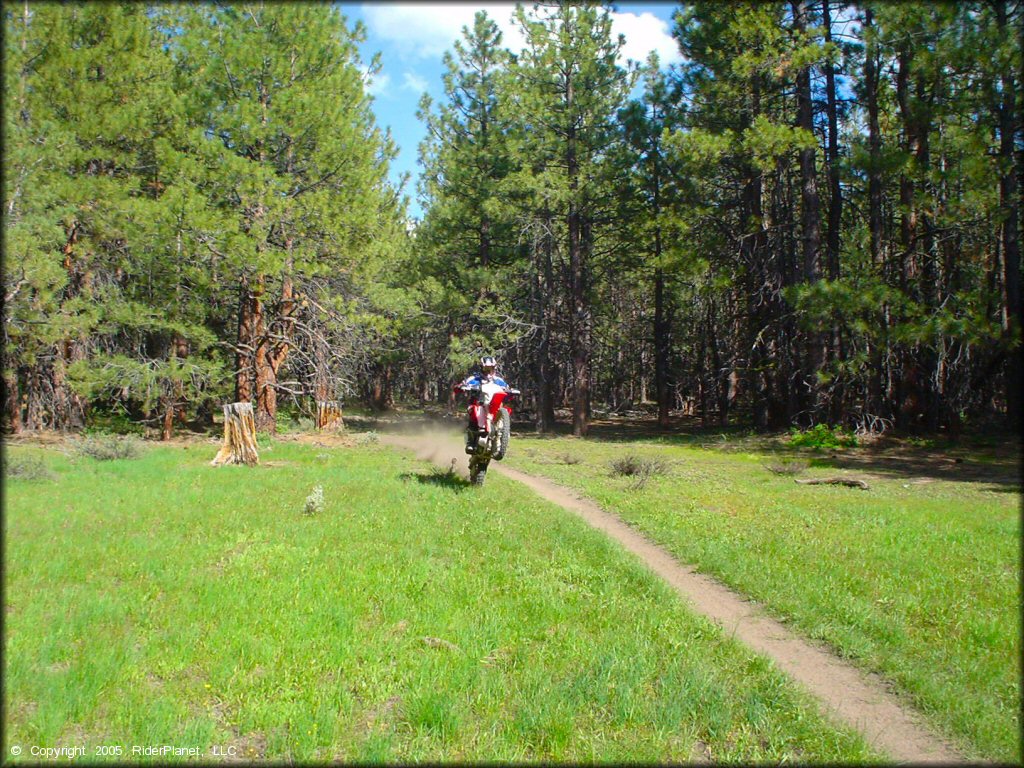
[469,455,489,485]
[492,408,511,461]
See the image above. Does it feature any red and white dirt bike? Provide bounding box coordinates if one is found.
[456,380,520,485]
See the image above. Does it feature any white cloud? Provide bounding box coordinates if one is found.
[361,3,524,60]
[610,11,682,66]
[363,69,391,97]
[403,71,430,94]
[361,4,680,69]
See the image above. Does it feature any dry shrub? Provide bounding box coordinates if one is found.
[4,454,56,481]
[357,431,379,446]
[74,435,143,461]
[609,454,668,488]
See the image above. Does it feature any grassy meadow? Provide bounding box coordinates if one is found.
[3,435,881,763]
[503,430,1021,763]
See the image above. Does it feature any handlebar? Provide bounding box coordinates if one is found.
[455,384,520,395]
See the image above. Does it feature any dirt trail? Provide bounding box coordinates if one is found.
[381,429,965,764]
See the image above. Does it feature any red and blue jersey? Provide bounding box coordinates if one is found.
[459,373,508,389]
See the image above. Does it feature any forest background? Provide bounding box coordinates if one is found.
[3,1,1021,439]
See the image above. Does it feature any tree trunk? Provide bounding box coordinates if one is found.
[864,7,884,268]
[744,79,770,429]
[370,363,393,411]
[313,333,332,407]
[654,263,671,429]
[54,222,88,430]
[3,368,22,434]
[173,335,189,425]
[25,364,44,430]
[821,0,844,417]
[709,301,730,427]
[822,0,842,281]
[250,275,279,434]
[793,0,824,422]
[258,255,297,435]
[236,278,256,403]
[161,394,174,441]
[535,215,557,432]
[793,2,822,285]
[567,82,589,438]
[211,402,259,466]
[996,0,1022,430]
[896,46,917,293]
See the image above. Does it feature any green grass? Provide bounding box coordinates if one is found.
[3,439,879,762]
[505,434,1022,763]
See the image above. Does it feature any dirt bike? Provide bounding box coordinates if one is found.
[456,380,519,486]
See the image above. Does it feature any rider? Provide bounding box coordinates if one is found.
[455,355,512,451]
[456,355,508,392]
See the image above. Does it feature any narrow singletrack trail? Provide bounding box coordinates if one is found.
[381,429,965,764]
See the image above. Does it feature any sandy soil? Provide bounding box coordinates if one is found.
[381,425,966,764]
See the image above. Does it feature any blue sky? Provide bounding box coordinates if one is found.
[340,3,682,220]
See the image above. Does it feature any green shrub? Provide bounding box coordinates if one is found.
[788,424,858,450]
[74,435,144,461]
[4,454,56,481]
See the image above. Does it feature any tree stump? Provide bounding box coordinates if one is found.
[315,400,343,431]
[211,402,259,466]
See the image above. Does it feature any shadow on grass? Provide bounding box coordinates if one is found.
[540,417,1022,489]
[399,468,470,493]
[805,449,1022,489]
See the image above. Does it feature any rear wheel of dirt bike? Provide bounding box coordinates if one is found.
[492,407,511,460]
[469,455,489,486]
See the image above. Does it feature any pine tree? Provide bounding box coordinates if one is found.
[4,3,221,434]
[415,11,520,406]
[177,2,400,432]
[508,1,634,436]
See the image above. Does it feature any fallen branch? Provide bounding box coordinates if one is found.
[795,477,870,490]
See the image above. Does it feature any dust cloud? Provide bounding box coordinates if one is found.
[381,423,470,479]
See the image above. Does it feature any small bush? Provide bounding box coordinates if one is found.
[304,485,324,516]
[357,431,379,446]
[558,452,582,465]
[788,424,857,451]
[74,435,143,461]
[609,454,668,488]
[764,458,810,476]
[4,454,56,481]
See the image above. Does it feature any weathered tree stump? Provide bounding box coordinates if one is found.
[211,402,259,466]
[315,400,343,431]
